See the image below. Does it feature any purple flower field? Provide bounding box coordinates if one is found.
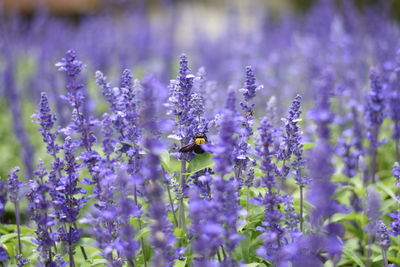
[1,1,400,266]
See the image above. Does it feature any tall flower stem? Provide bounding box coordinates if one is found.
[179,160,187,231]
[134,186,148,267]
[371,148,377,184]
[72,222,88,260]
[14,202,22,256]
[68,225,75,267]
[167,186,179,227]
[299,185,304,232]
[381,247,388,267]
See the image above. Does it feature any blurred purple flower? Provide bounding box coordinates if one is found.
[365,69,385,146]
[375,220,390,249]
[212,177,242,266]
[236,66,260,184]
[0,246,9,261]
[389,162,400,236]
[142,75,176,267]
[32,92,62,157]
[8,167,22,203]
[0,180,7,216]
[26,160,56,265]
[211,89,238,177]
[188,187,223,266]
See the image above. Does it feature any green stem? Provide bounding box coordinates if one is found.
[14,202,22,256]
[179,160,187,231]
[68,225,75,267]
[128,259,135,267]
[167,186,179,227]
[134,185,148,267]
[381,246,388,267]
[366,235,372,267]
[216,250,222,262]
[72,222,87,260]
[371,147,377,184]
[246,186,250,215]
[299,185,304,232]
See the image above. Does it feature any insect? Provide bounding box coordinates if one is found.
[179,133,208,154]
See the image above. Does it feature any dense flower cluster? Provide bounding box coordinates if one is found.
[3,3,400,265]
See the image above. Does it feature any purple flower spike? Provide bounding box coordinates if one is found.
[189,187,223,266]
[364,69,385,183]
[242,66,258,102]
[0,180,7,216]
[33,92,61,157]
[142,75,176,267]
[389,162,400,236]
[212,89,238,177]
[8,167,22,203]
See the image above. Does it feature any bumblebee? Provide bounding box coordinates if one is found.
[179,133,208,154]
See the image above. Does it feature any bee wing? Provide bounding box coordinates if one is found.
[179,143,196,153]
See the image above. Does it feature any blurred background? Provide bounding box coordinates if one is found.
[0,0,398,180]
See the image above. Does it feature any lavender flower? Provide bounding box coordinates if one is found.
[255,117,288,263]
[142,76,176,267]
[167,54,201,155]
[289,77,345,265]
[32,92,62,157]
[101,113,116,161]
[26,161,55,265]
[56,136,87,266]
[212,89,238,177]
[388,52,400,161]
[8,167,28,266]
[336,137,360,178]
[375,220,390,267]
[87,165,140,266]
[389,162,400,236]
[211,177,241,266]
[95,70,114,109]
[56,50,86,109]
[57,50,98,152]
[0,180,7,216]
[365,186,389,266]
[375,220,390,249]
[0,246,9,262]
[8,167,22,203]
[236,66,260,183]
[364,70,385,183]
[280,95,307,182]
[241,66,258,102]
[188,187,223,266]
[366,186,382,225]
[283,95,308,230]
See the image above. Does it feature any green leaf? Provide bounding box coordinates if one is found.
[161,150,181,174]
[75,237,97,248]
[21,236,37,246]
[187,153,214,174]
[80,259,109,267]
[343,248,365,267]
[0,233,17,243]
[245,263,260,267]
[135,227,151,240]
[173,227,185,239]
[376,182,397,200]
[303,142,314,150]
[174,257,188,267]
[331,212,365,223]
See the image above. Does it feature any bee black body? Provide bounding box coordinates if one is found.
[179,133,208,154]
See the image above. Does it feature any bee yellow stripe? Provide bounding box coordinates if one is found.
[195,138,206,145]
